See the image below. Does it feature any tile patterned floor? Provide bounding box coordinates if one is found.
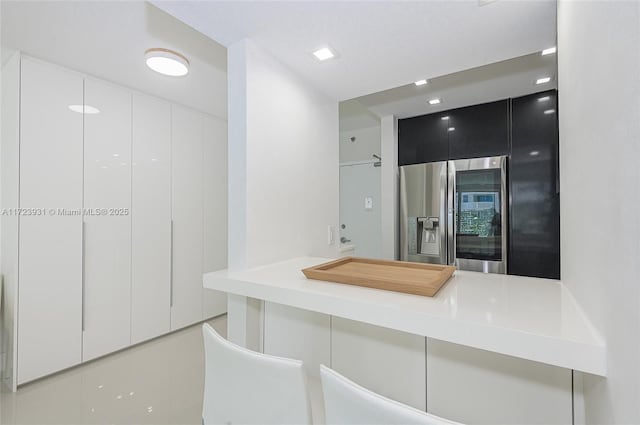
[1,316,227,425]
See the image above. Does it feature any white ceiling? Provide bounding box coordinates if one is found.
[1,1,227,118]
[152,0,556,101]
[356,51,558,120]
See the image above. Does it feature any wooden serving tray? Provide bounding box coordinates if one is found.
[302,257,455,297]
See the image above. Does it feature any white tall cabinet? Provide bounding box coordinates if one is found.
[17,57,84,384]
[131,94,172,344]
[171,105,204,330]
[82,78,132,361]
[2,54,228,388]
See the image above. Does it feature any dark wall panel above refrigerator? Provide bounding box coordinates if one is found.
[447,99,510,160]
[509,90,560,279]
[398,113,449,166]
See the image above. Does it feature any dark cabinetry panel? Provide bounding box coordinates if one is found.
[398,99,509,165]
[398,113,448,166]
[509,90,560,279]
[397,93,560,279]
[447,100,510,160]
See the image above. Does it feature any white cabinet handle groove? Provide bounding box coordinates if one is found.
[170,219,174,307]
[82,221,86,332]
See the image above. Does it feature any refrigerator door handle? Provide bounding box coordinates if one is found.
[447,161,456,266]
[439,163,448,265]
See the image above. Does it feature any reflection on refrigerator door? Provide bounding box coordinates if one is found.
[400,156,507,274]
[399,161,447,265]
[449,156,507,274]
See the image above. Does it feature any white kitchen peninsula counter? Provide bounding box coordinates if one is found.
[203,256,605,377]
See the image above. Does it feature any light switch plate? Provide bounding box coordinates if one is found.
[364,197,373,210]
[328,225,336,245]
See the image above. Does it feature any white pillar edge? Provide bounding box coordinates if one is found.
[380,115,398,260]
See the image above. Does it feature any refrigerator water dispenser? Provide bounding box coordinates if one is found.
[418,217,440,256]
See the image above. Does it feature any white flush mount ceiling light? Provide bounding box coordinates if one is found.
[68,104,100,114]
[541,46,557,56]
[428,98,441,105]
[414,79,427,86]
[447,127,455,132]
[544,109,556,114]
[313,47,336,61]
[536,77,551,85]
[530,150,540,156]
[145,48,189,77]
[537,96,551,102]
[441,116,450,120]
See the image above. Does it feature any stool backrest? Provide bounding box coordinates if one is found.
[320,364,462,425]
[202,323,312,425]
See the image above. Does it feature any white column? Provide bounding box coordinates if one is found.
[227,294,262,352]
[226,40,262,349]
[225,38,339,351]
[380,115,398,260]
[557,1,640,422]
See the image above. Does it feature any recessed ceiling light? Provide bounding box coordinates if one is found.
[441,116,450,120]
[536,77,551,85]
[68,104,100,114]
[530,150,540,156]
[313,47,335,61]
[541,47,557,56]
[414,79,427,86]
[537,96,551,102]
[447,127,455,132]
[145,48,189,77]
[428,98,441,105]
[544,109,556,114]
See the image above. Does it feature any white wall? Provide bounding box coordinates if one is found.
[228,39,339,269]
[339,125,380,163]
[558,1,640,423]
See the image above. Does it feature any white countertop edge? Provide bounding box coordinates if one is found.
[204,258,607,377]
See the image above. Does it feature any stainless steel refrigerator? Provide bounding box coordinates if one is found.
[400,155,507,274]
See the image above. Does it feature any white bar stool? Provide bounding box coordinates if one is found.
[320,364,462,425]
[202,323,313,425]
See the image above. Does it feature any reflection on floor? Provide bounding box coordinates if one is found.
[1,315,227,425]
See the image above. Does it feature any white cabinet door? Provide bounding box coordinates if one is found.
[2,51,21,391]
[331,318,426,411]
[202,114,227,319]
[263,302,330,425]
[263,303,331,378]
[82,79,132,361]
[18,57,84,383]
[131,94,172,344]
[426,338,572,424]
[171,105,204,329]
